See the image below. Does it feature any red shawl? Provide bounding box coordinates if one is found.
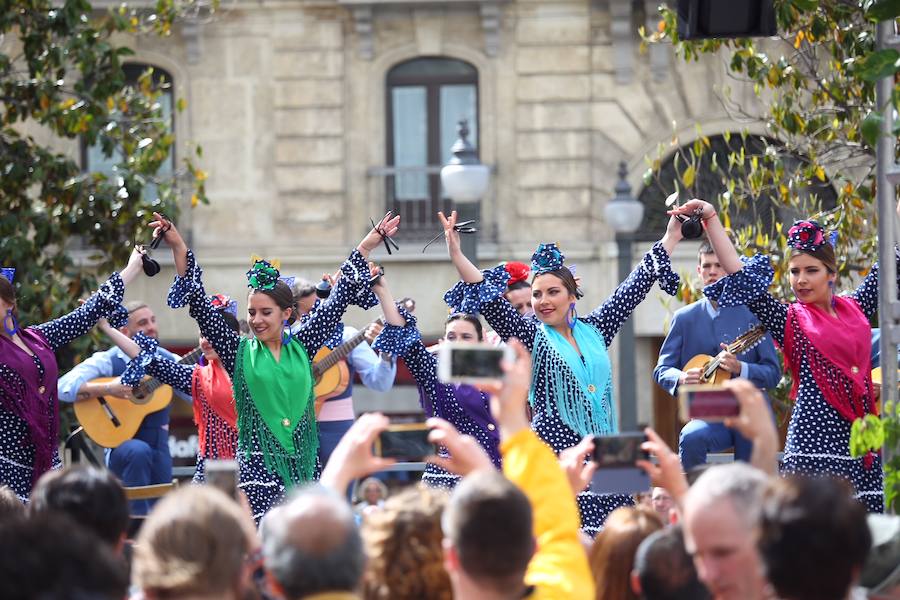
[190,359,238,458]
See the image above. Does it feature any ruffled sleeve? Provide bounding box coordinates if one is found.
[641,241,680,296]
[372,305,422,359]
[119,333,159,388]
[704,254,774,307]
[444,264,511,315]
[35,272,126,349]
[167,250,205,309]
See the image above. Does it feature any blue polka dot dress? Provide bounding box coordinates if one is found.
[0,274,125,501]
[168,250,373,522]
[372,305,501,489]
[705,254,890,512]
[446,242,680,534]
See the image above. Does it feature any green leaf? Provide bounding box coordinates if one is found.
[867,0,900,21]
[856,49,900,82]
[791,0,818,11]
[862,110,884,147]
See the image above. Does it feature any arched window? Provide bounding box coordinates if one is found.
[637,134,837,239]
[81,63,175,202]
[386,57,479,238]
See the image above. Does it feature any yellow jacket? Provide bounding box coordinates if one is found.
[502,429,596,599]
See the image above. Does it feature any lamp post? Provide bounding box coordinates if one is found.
[440,120,490,263]
[603,161,645,432]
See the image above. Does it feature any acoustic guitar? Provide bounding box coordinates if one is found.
[74,346,203,448]
[312,319,382,416]
[682,325,768,384]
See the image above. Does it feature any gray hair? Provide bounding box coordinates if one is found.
[684,463,768,530]
[260,485,365,599]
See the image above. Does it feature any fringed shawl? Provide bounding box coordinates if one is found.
[191,359,238,459]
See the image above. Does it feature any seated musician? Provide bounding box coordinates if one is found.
[653,240,782,469]
[58,301,191,515]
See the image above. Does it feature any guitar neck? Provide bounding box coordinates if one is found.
[315,319,383,372]
[138,346,204,395]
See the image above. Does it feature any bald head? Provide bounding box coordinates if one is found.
[261,486,364,599]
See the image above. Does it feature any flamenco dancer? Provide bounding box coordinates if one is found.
[671,199,891,512]
[441,211,684,533]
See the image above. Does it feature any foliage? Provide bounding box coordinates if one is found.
[642,0,900,505]
[0,0,211,370]
[884,400,900,511]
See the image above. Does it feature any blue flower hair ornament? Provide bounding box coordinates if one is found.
[531,243,566,275]
[1,268,14,283]
[246,260,280,290]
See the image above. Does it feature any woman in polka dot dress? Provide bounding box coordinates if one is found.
[0,250,143,502]
[96,296,242,484]
[440,211,685,534]
[148,212,398,521]
[673,199,888,512]
[369,273,501,489]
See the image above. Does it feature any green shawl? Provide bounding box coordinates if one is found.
[233,336,318,487]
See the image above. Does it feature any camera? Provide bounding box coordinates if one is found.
[437,342,513,384]
[374,424,437,462]
[590,432,651,495]
[679,384,741,421]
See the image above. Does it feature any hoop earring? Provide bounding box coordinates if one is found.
[3,309,18,335]
[566,303,577,329]
[281,320,291,346]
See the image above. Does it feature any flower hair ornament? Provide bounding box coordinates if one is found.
[246,259,281,290]
[787,220,828,252]
[531,243,566,274]
[210,293,239,317]
[0,268,14,283]
[503,261,530,285]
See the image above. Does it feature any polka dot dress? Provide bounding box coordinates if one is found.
[373,306,501,490]
[706,254,889,512]
[0,274,125,501]
[169,249,370,521]
[446,242,679,534]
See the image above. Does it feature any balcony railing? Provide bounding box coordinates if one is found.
[366,165,455,241]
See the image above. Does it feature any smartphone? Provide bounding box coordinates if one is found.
[437,342,513,384]
[590,433,651,495]
[679,384,740,421]
[205,459,239,500]
[374,423,437,462]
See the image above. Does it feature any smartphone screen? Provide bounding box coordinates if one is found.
[590,433,650,495]
[438,343,509,384]
[679,385,740,421]
[205,459,239,500]
[375,425,436,462]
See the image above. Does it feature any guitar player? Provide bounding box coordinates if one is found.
[58,301,191,515]
[653,239,781,469]
[293,279,397,468]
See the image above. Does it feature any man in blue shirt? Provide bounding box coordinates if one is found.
[58,301,191,515]
[654,241,782,469]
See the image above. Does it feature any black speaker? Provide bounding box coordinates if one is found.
[677,0,776,40]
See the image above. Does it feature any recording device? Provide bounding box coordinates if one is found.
[679,384,741,421]
[437,342,513,384]
[205,459,239,500]
[590,432,651,495]
[375,423,436,462]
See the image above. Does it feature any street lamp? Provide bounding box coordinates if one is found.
[604,161,645,432]
[441,119,490,262]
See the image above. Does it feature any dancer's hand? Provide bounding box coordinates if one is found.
[559,436,597,495]
[120,246,145,284]
[438,210,462,256]
[667,198,715,220]
[358,212,401,258]
[149,212,186,251]
[426,418,494,476]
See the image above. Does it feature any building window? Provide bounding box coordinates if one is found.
[386,57,479,239]
[82,63,175,202]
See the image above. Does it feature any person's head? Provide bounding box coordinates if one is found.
[0,512,128,600]
[682,463,768,600]
[358,477,388,506]
[262,485,365,600]
[291,278,317,316]
[248,280,297,345]
[442,470,535,596]
[758,476,870,600]
[532,267,582,329]
[362,484,451,600]
[632,525,711,600]
[29,466,129,552]
[0,485,23,523]
[124,300,159,339]
[443,313,484,343]
[650,487,674,522]
[786,221,838,308]
[590,506,664,600]
[505,280,532,317]
[200,311,241,361]
[0,274,17,326]
[133,486,257,600]
[697,240,724,287]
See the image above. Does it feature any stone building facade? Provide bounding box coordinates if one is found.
[76,0,760,429]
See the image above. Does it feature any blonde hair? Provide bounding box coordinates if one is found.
[590,506,664,600]
[133,486,255,599]
[361,485,452,600]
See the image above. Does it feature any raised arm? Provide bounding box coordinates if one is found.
[440,210,484,283]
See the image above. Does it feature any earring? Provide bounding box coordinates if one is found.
[3,309,18,335]
[829,281,836,308]
[281,319,291,346]
[566,303,577,329]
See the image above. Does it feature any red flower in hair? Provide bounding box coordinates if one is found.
[504,261,530,285]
